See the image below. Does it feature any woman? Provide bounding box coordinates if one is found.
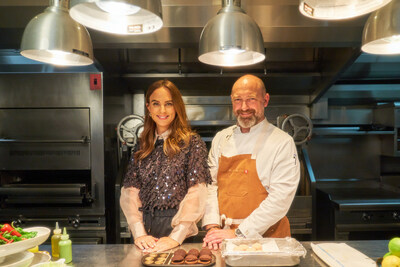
[120,79,211,252]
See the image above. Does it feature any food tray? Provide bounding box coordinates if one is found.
[221,238,306,266]
[141,252,215,266]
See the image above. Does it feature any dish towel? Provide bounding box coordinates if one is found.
[311,243,376,267]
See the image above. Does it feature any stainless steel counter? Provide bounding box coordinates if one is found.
[40,240,387,267]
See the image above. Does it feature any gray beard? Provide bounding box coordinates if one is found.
[237,115,257,129]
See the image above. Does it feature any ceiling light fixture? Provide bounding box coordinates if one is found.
[198,0,265,67]
[362,0,400,54]
[299,0,392,20]
[20,0,93,66]
[69,0,163,35]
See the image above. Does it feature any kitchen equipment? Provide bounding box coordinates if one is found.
[117,114,144,147]
[279,113,313,146]
[0,72,106,244]
[316,180,400,240]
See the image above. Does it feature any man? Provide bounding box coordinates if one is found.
[202,74,300,250]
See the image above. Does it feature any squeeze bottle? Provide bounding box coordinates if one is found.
[59,227,72,264]
[51,222,62,258]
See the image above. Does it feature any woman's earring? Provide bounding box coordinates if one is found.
[149,113,152,118]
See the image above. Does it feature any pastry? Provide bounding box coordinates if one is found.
[233,246,242,251]
[184,254,198,264]
[187,248,200,257]
[199,248,212,256]
[174,248,187,257]
[198,254,212,264]
[252,242,262,251]
[239,244,249,251]
[171,254,185,265]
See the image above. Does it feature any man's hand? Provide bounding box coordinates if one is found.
[202,229,236,250]
[144,237,179,252]
[134,235,158,250]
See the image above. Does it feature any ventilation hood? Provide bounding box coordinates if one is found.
[0,0,400,105]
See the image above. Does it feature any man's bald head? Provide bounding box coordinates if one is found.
[230,74,270,131]
[232,74,266,96]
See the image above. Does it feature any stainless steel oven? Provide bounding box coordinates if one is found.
[0,72,106,244]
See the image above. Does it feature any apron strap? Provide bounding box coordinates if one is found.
[220,214,245,229]
[218,126,236,158]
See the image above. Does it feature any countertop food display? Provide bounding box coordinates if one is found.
[221,238,306,266]
[35,240,388,267]
[0,227,50,266]
[141,248,216,266]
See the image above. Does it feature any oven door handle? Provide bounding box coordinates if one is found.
[0,136,90,143]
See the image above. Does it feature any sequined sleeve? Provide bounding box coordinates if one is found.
[122,144,140,189]
[167,135,211,244]
[185,134,212,188]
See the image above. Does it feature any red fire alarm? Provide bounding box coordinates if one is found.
[90,74,102,90]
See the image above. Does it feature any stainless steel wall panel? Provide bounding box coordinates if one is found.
[314,107,373,125]
[186,105,233,121]
[0,108,90,140]
[0,143,90,170]
[307,135,381,180]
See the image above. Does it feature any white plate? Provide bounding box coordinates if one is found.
[30,253,51,266]
[0,251,34,267]
[0,227,50,261]
[30,259,66,267]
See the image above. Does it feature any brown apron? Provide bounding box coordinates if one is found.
[217,124,291,238]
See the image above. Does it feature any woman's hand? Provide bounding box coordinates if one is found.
[135,235,158,250]
[144,237,179,252]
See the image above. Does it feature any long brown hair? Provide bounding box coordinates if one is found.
[135,79,194,161]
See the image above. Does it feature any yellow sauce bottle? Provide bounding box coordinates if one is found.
[51,222,62,258]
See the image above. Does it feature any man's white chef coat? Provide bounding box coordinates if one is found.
[202,118,300,237]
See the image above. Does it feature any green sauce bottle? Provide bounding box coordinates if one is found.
[59,227,72,264]
[51,222,62,258]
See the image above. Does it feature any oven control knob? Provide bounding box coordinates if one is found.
[393,212,400,221]
[71,218,80,228]
[362,212,372,221]
[12,219,23,228]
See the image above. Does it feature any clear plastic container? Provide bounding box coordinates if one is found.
[221,237,307,266]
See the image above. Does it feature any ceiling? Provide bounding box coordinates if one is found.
[1,0,400,104]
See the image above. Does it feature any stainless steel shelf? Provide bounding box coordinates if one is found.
[190,120,236,126]
[313,127,395,136]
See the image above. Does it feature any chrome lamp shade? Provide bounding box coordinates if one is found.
[362,0,400,55]
[299,0,392,20]
[69,0,163,35]
[20,0,93,66]
[198,0,265,67]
